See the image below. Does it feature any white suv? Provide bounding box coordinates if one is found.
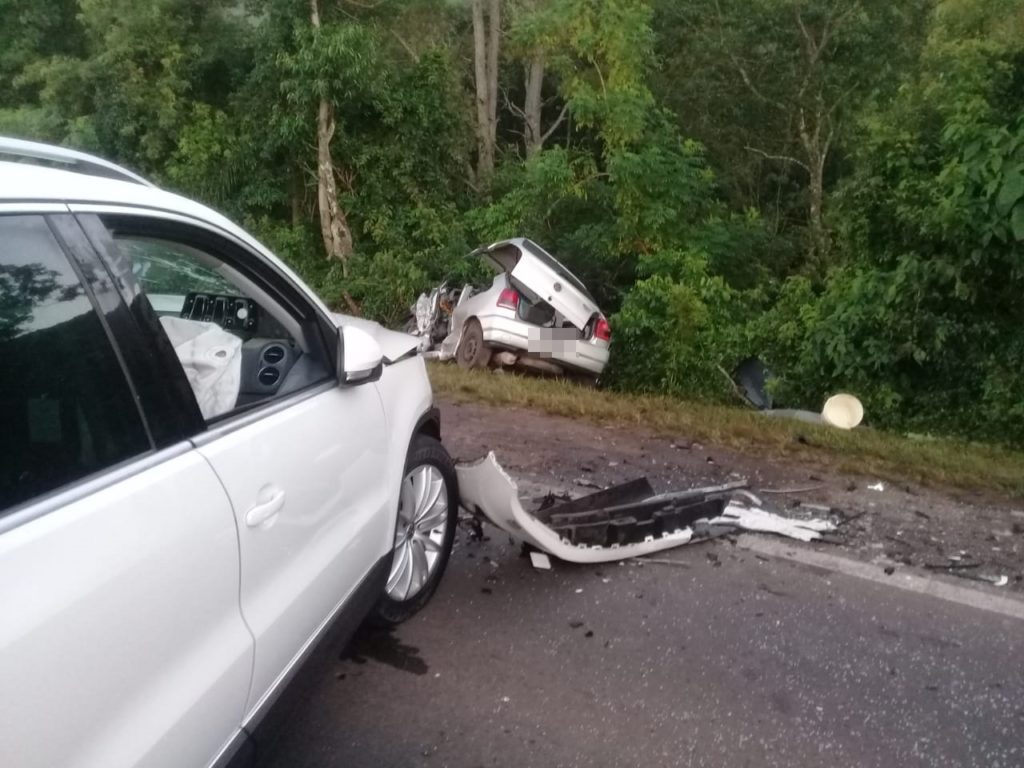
[0,138,458,768]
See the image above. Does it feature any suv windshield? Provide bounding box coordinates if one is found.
[118,237,236,297]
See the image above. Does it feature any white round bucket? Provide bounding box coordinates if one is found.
[821,393,864,430]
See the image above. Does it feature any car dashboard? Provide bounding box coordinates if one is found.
[162,292,304,405]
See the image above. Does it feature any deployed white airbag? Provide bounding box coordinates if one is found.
[159,316,242,419]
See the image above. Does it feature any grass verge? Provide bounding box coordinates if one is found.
[429,363,1024,499]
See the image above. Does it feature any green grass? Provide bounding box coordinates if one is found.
[429,363,1024,499]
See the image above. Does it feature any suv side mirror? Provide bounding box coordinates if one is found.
[339,325,383,385]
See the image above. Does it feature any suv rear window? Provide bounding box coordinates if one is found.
[0,216,149,512]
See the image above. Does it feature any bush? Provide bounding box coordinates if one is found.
[604,248,748,400]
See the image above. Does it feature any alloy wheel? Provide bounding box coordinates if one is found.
[385,465,449,601]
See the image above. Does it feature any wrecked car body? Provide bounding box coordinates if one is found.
[410,238,611,379]
[457,453,836,564]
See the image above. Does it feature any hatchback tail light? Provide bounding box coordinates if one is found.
[496,287,520,310]
[594,316,612,342]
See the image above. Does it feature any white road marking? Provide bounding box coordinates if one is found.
[737,534,1024,622]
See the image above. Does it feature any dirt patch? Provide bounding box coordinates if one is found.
[439,398,1024,592]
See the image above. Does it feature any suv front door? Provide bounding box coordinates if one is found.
[80,210,393,718]
[0,212,252,768]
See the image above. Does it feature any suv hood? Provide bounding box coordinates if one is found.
[332,313,419,364]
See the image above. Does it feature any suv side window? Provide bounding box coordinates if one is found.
[95,218,333,422]
[0,215,150,512]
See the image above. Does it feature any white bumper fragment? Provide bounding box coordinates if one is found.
[456,452,837,563]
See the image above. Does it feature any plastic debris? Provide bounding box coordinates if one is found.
[706,504,835,543]
[821,394,865,429]
[529,551,552,570]
[868,482,886,492]
[949,571,1009,587]
[456,452,837,564]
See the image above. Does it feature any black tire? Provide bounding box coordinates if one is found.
[456,319,491,369]
[371,434,459,625]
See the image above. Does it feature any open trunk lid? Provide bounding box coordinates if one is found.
[476,239,598,330]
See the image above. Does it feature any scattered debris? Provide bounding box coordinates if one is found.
[456,452,836,564]
[707,504,835,543]
[639,557,692,568]
[868,482,886,492]
[923,561,979,571]
[754,391,865,430]
[764,409,825,425]
[797,502,833,514]
[733,357,774,410]
[529,551,552,570]
[459,513,485,541]
[759,485,825,495]
[949,571,1009,587]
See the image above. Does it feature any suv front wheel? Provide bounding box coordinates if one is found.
[372,434,458,624]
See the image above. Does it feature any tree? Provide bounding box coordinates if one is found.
[310,0,355,274]
[471,0,501,188]
[752,0,1024,441]
[505,0,569,159]
[656,0,930,270]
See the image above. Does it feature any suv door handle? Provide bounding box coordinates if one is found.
[245,486,286,528]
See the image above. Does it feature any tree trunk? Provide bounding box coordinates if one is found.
[807,156,825,262]
[797,104,830,267]
[472,0,500,188]
[290,166,303,226]
[311,0,354,274]
[523,54,544,158]
[316,101,354,272]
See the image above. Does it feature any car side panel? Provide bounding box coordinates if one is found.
[0,451,252,768]
[195,385,392,718]
[372,355,438,543]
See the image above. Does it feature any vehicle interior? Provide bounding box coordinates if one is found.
[111,234,330,418]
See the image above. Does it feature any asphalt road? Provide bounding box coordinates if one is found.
[252,530,1024,768]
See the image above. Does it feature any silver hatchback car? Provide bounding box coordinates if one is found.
[434,238,611,379]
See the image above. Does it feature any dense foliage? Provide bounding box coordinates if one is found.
[2,0,1022,442]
